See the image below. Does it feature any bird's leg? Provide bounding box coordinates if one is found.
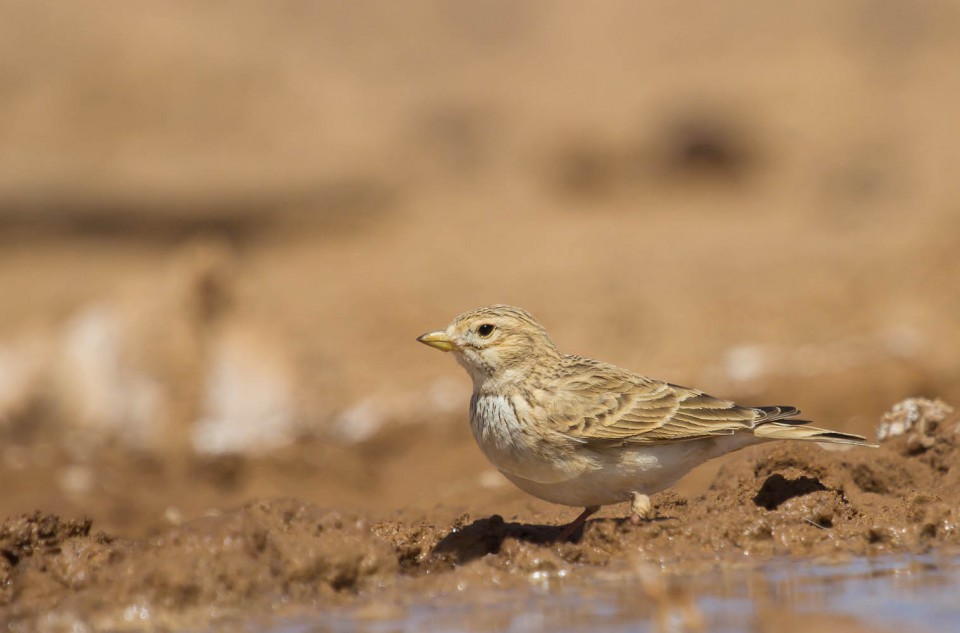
[629,492,652,524]
[556,505,600,542]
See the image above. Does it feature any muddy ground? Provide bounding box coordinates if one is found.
[2,2,960,631]
[1,399,958,631]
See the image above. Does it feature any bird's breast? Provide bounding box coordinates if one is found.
[469,392,588,484]
[469,393,525,463]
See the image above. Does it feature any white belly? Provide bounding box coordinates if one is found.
[499,441,723,507]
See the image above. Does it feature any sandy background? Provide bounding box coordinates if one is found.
[0,2,959,630]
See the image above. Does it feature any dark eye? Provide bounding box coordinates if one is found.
[477,323,495,337]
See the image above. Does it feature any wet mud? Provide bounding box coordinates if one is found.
[2,399,956,630]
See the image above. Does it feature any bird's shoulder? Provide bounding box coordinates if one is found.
[550,354,661,392]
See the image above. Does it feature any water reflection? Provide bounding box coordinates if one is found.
[275,553,960,633]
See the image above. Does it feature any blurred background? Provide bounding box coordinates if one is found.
[0,1,958,536]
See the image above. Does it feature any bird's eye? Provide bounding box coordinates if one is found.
[477,323,495,337]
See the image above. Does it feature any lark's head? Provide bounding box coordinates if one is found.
[417,305,559,385]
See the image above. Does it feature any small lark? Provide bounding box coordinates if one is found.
[418,305,872,541]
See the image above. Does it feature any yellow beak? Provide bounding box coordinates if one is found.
[417,330,457,352]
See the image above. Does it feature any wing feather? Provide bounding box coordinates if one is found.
[545,357,769,446]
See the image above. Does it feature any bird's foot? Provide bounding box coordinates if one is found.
[629,493,653,524]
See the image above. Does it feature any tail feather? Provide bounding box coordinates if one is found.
[749,405,875,446]
[753,421,876,446]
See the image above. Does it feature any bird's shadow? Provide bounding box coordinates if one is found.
[432,514,675,565]
[434,472,828,565]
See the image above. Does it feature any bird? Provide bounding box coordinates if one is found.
[417,305,873,541]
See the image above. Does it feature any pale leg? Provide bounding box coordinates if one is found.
[556,505,600,542]
[629,492,652,524]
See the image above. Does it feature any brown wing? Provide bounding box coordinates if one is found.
[544,357,790,446]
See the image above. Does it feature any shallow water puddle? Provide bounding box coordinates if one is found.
[760,554,960,630]
[270,553,960,633]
